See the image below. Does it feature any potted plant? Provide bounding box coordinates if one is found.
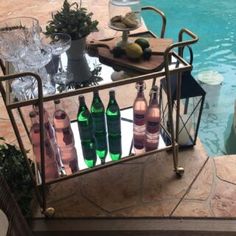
[45,0,99,82]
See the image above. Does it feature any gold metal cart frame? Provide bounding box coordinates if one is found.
[0,28,198,217]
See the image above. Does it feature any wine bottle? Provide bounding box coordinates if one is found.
[34,105,64,175]
[133,81,147,154]
[91,91,107,162]
[106,90,122,160]
[77,95,97,167]
[29,111,59,182]
[53,99,79,174]
[145,86,160,151]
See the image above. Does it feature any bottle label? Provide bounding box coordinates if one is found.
[95,134,107,150]
[107,118,121,135]
[78,125,93,141]
[146,120,160,133]
[134,113,145,125]
[92,116,106,133]
[63,127,74,145]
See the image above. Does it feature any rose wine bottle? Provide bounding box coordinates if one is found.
[91,90,107,163]
[53,99,79,174]
[77,95,97,168]
[106,90,122,160]
[29,111,59,182]
[34,105,64,175]
[145,86,160,152]
[133,82,147,154]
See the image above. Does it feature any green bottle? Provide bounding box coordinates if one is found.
[77,95,97,167]
[106,90,122,160]
[77,95,93,141]
[91,91,108,162]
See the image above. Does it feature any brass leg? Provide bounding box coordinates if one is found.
[42,207,56,218]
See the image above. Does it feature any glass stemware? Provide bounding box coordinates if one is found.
[44,33,73,85]
[21,36,55,96]
[0,17,42,100]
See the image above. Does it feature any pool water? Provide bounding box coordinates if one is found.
[142,0,236,157]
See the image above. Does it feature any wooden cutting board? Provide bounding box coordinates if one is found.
[88,37,173,73]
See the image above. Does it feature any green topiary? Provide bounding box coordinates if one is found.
[0,137,34,217]
[45,0,99,40]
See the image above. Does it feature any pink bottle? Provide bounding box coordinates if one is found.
[145,86,160,151]
[34,105,64,176]
[133,82,147,154]
[53,100,79,174]
[29,111,59,182]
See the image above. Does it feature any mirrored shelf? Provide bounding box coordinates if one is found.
[35,107,172,186]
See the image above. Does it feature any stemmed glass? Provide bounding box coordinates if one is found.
[43,33,73,85]
[21,37,55,96]
[0,17,42,100]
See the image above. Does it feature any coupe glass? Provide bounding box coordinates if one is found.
[21,36,55,96]
[44,33,73,85]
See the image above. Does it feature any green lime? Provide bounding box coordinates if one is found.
[143,47,152,60]
[135,38,150,50]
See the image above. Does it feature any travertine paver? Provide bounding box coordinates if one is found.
[2,0,236,220]
[46,177,108,217]
[173,156,236,217]
[80,163,143,212]
[39,139,208,218]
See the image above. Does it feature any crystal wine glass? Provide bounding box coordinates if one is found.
[0,17,42,100]
[21,36,55,96]
[43,33,73,85]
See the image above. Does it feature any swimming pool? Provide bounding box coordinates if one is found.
[142,0,236,157]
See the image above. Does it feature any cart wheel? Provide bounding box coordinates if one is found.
[176,167,184,177]
[44,207,55,218]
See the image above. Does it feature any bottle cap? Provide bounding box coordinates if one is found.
[54,99,60,104]
[152,85,158,92]
[29,111,37,118]
[136,81,146,90]
[79,95,85,102]
[109,90,115,96]
[93,90,99,95]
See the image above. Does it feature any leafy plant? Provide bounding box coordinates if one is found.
[45,0,99,40]
[0,137,34,217]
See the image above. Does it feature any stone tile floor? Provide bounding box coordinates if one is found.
[1,0,236,219]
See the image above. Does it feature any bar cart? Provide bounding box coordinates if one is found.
[0,28,198,217]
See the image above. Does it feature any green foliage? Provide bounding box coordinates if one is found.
[0,138,34,217]
[45,0,99,40]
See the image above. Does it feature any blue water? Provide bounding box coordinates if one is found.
[142,0,236,157]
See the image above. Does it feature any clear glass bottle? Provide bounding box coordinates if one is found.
[106,90,122,160]
[33,105,64,175]
[145,86,160,152]
[133,81,147,154]
[29,111,59,182]
[53,99,79,174]
[77,95,97,167]
[91,91,108,162]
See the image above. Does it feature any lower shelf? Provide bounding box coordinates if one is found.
[36,107,173,186]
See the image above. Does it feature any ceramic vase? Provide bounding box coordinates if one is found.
[66,37,91,83]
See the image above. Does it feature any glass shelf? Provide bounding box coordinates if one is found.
[37,107,172,186]
[4,31,192,110]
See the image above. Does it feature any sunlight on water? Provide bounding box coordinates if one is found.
[142,0,236,156]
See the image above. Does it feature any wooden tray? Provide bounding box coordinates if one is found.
[88,37,173,73]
